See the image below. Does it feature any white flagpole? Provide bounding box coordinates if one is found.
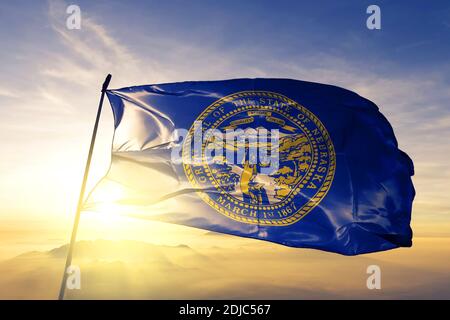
[58,74,112,300]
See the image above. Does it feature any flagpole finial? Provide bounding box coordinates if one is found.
[102,74,112,92]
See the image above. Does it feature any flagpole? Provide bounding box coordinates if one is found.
[58,74,112,300]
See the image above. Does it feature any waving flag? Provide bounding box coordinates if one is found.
[84,78,415,255]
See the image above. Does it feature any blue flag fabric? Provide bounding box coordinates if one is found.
[84,78,414,255]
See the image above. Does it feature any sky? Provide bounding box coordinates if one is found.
[0,0,449,298]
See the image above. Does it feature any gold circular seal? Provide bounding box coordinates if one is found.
[183,91,335,226]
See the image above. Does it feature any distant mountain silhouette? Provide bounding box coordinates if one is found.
[0,238,449,299]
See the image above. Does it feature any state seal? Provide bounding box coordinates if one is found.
[182,91,335,226]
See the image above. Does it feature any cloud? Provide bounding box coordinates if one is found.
[1,239,450,299]
[0,87,19,98]
[46,0,144,88]
[0,0,448,236]
[30,1,450,222]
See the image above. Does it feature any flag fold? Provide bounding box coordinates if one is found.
[84,78,414,255]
